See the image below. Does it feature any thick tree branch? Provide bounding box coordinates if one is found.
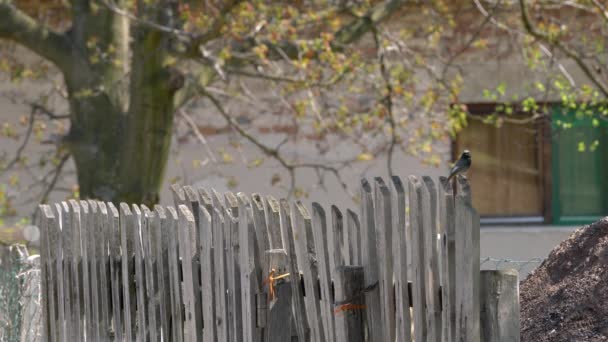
[518,0,608,97]
[0,1,73,71]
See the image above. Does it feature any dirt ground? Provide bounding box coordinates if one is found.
[520,218,608,341]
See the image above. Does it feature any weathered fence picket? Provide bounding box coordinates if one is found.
[37,174,518,342]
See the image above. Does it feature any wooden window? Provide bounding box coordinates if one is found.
[453,104,549,223]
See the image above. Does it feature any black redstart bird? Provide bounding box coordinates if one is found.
[447,150,471,181]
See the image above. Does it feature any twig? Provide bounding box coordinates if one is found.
[178,108,218,163]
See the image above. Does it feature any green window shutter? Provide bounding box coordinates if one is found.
[551,106,608,224]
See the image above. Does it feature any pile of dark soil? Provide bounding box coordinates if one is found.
[520,218,608,341]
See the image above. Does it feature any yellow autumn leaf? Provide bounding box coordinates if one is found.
[357,153,374,161]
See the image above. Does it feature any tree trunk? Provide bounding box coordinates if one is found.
[63,3,179,206]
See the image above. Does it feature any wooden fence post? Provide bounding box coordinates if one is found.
[480,270,520,342]
[439,177,456,342]
[334,266,365,342]
[373,177,396,342]
[389,176,412,342]
[407,176,428,342]
[455,176,480,342]
[360,178,384,341]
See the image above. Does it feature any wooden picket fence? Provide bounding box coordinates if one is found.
[37,175,520,342]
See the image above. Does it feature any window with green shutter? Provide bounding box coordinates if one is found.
[551,106,608,224]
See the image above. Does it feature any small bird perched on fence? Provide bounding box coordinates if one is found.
[447,150,471,181]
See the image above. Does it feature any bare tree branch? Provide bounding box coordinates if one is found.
[0,1,74,71]
[518,0,608,97]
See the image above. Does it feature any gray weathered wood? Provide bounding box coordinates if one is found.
[422,176,442,342]
[264,248,291,342]
[312,202,334,342]
[165,206,184,342]
[107,202,123,342]
[280,199,308,341]
[334,266,365,342]
[152,205,171,341]
[373,177,396,342]
[345,209,360,266]
[182,186,204,334]
[85,200,101,342]
[38,205,57,342]
[78,200,95,341]
[360,178,384,341]
[227,192,244,342]
[407,176,427,342]
[237,193,263,342]
[250,194,270,330]
[93,201,111,341]
[178,204,201,342]
[141,205,160,342]
[480,270,520,342]
[196,204,216,342]
[225,206,241,342]
[390,176,412,342]
[438,177,456,342]
[294,202,324,342]
[265,196,283,250]
[212,207,229,342]
[119,203,136,342]
[455,175,480,342]
[131,204,148,342]
[53,203,68,342]
[330,205,345,271]
[67,200,83,340]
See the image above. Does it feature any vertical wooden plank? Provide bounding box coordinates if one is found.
[165,206,184,342]
[373,177,396,342]
[196,204,216,342]
[250,194,270,332]
[480,270,520,342]
[171,183,186,205]
[264,249,291,342]
[85,200,101,342]
[119,203,136,342]
[38,205,57,342]
[330,205,345,270]
[334,266,365,342]
[141,205,160,342]
[55,202,73,341]
[390,176,412,342]
[293,202,324,342]
[227,192,244,342]
[131,204,148,342]
[93,201,111,341]
[107,203,123,342]
[237,193,262,342]
[197,187,214,212]
[67,200,84,340]
[360,178,384,341]
[311,202,333,342]
[438,177,456,342]
[182,187,205,340]
[408,176,427,342]
[153,205,172,342]
[280,199,308,341]
[455,175,480,342]
[178,204,201,342]
[53,203,68,342]
[212,207,229,342]
[265,196,283,250]
[77,200,94,341]
[224,207,239,342]
[345,210,360,266]
[422,176,442,342]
